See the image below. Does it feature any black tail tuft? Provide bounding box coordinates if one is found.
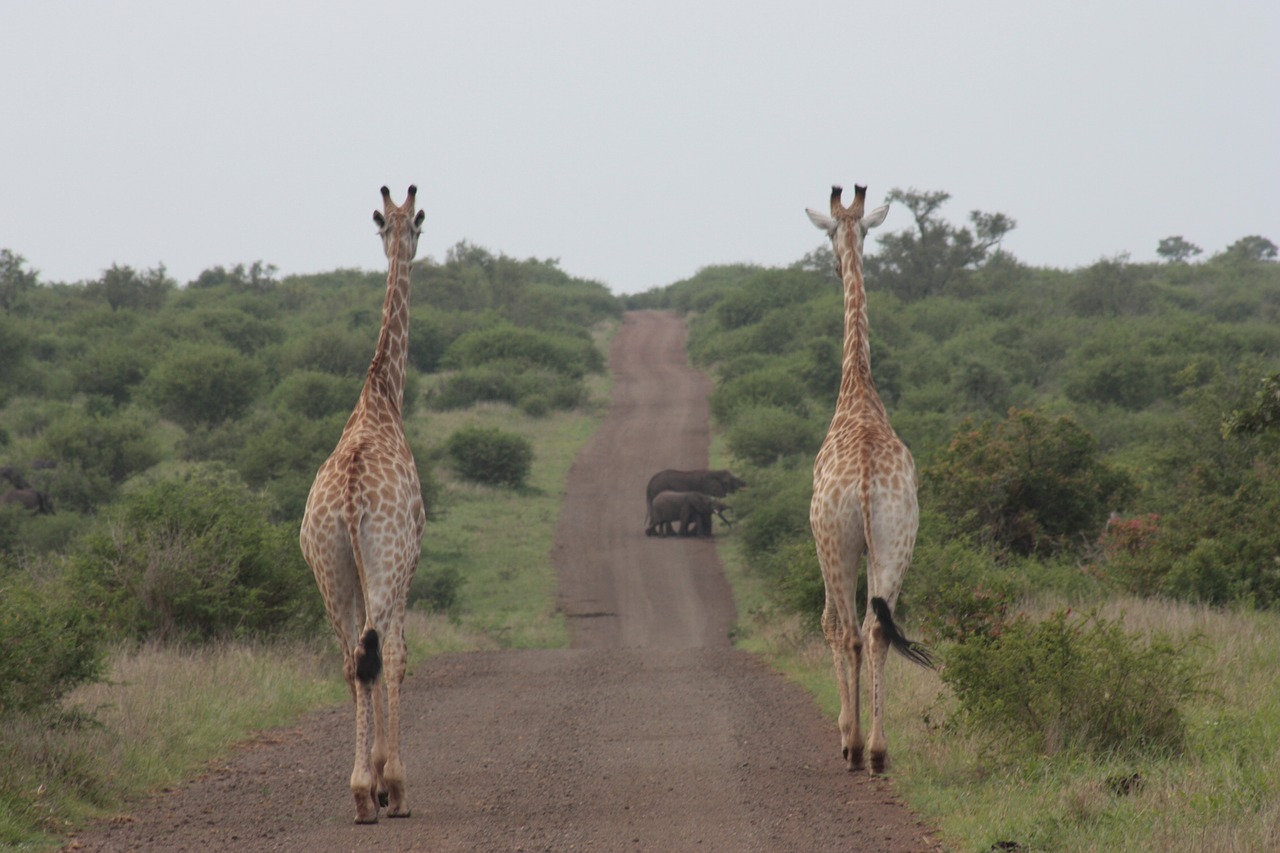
[870,597,934,669]
[355,628,382,684]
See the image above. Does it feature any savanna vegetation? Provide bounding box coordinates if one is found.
[626,191,1280,850]
[0,243,618,847]
[3,184,1278,850]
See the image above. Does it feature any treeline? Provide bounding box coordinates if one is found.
[624,191,1280,620]
[0,243,619,715]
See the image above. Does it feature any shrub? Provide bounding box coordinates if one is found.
[725,406,822,466]
[0,565,105,715]
[442,324,601,378]
[143,343,264,428]
[444,426,533,488]
[409,564,464,612]
[941,609,1202,758]
[72,340,149,405]
[734,466,812,560]
[766,538,828,625]
[69,467,321,642]
[432,364,584,412]
[37,410,162,511]
[270,370,362,420]
[710,366,811,425]
[925,408,1134,557]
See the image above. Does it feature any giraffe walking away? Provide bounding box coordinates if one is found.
[805,184,933,776]
[300,185,427,823]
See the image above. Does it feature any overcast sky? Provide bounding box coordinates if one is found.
[3,1,1276,294]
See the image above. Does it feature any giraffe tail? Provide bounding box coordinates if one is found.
[870,597,934,669]
[355,627,382,684]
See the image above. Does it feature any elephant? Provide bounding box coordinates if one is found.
[645,490,732,537]
[644,468,745,528]
[0,465,30,490]
[1,488,55,514]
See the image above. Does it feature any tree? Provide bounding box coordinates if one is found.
[1223,372,1280,437]
[1216,235,1278,264]
[0,249,38,312]
[1156,235,1202,263]
[93,264,174,311]
[865,188,1016,301]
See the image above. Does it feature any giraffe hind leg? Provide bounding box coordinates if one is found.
[821,592,864,770]
[351,628,382,823]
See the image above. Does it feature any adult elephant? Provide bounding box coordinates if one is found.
[645,468,745,528]
[645,490,732,538]
[1,488,55,514]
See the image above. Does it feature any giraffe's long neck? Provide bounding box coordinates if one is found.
[365,242,413,416]
[834,236,887,419]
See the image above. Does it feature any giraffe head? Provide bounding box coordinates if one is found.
[805,184,889,263]
[373,185,426,261]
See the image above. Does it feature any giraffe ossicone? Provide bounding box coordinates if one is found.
[300,185,427,823]
[805,183,933,776]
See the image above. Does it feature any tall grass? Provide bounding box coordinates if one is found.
[727,558,1280,852]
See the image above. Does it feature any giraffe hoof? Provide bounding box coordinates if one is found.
[843,746,864,772]
[388,806,411,819]
[378,789,389,808]
[870,753,889,775]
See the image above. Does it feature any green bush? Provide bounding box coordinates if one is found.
[0,565,104,715]
[270,370,362,420]
[925,408,1133,557]
[941,609,1202,758]
[409,564,464,612]
[143,343,264,428]
[443,426,533,488]
[725,405,822,466]
[69,467,322,642]
[432,364,585,412]
[37,410,162,511]
[442,324,601,378]
[734,465,812,560]
[71,340,150,405]
[709,366,811,425]
[1104,465,1280,607]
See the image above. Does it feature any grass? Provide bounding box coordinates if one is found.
[725,556,1280,852]
[0,323,616,850]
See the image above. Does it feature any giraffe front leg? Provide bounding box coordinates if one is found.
[823,601,864,770]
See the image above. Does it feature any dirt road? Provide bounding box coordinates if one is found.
[66,311,936,852]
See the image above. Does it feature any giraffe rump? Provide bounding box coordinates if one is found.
[355,627,382,684]
[870,597,933,669]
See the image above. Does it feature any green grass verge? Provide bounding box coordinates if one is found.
[722,524,1280,853]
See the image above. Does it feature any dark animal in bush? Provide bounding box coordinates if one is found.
[1,488,55,514]
[0,465,30,489]
[644,468,745,526]
[645,490,732,537]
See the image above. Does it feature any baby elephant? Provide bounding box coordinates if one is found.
[645,490,732,538]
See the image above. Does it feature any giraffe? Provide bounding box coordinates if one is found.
[805,184,932,775]
[300,185,427,823]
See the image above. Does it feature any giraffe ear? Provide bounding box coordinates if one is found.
[414,210,425,228]
[373,211,386,228]
[806,208,836,236]
[862,204,889,231]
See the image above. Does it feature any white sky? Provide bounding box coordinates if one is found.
[3,1,1277,294]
